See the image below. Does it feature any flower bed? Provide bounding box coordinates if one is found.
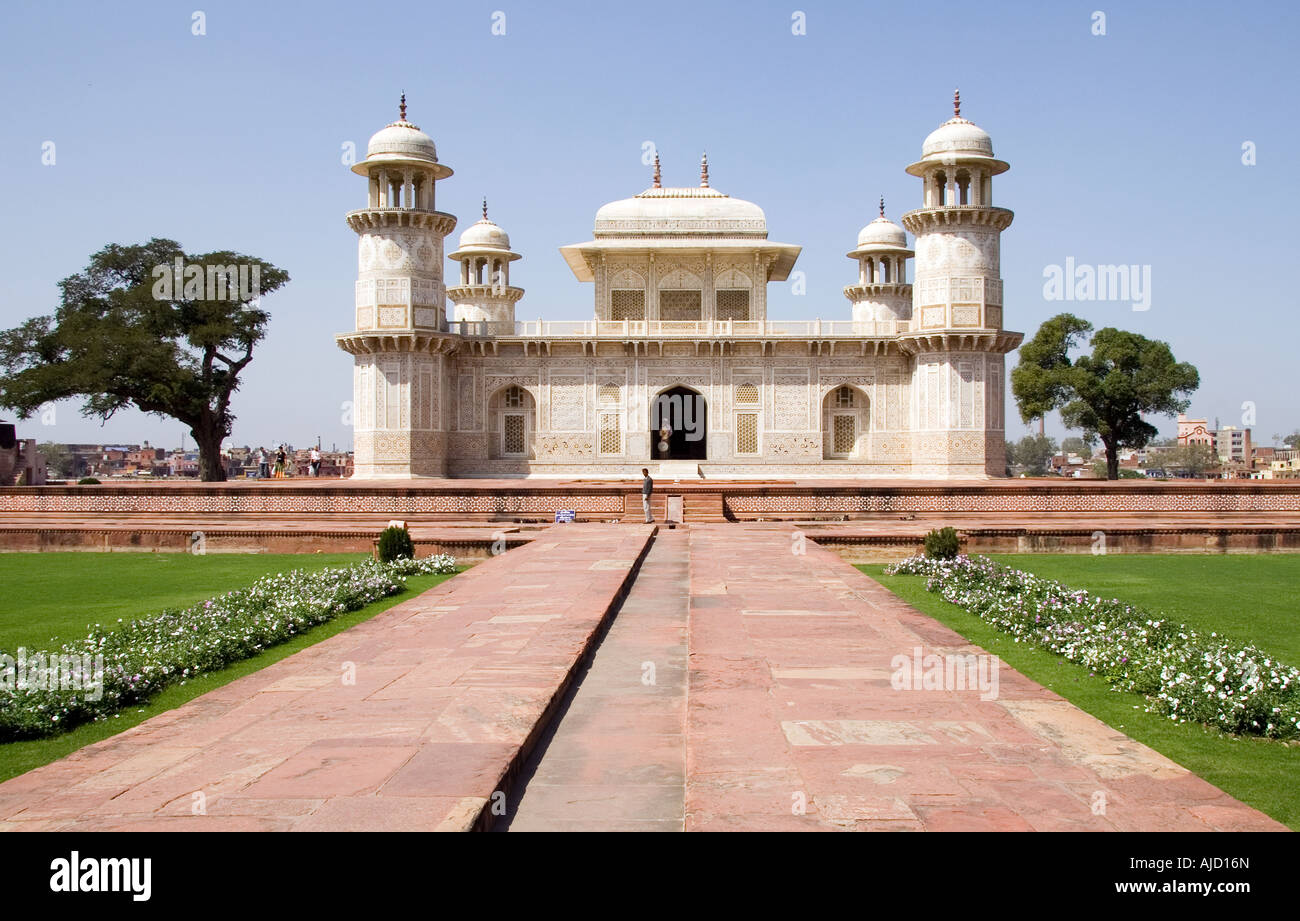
[885,555,1300,740]
[0,554,458,740]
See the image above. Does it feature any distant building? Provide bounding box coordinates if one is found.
[1177,414,1214,447]
[0,423,46,486]
[1214,426,1251,465]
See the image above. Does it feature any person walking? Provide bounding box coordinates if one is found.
[309,447,322,477]
[641,467,655,523]
[256,447,269,479]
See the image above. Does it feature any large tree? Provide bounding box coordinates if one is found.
[0,239,288,481]
[1009,433,1059,475]
[1011,313,1199,480]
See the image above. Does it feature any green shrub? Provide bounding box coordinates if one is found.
[923,526,960,559]
[376,525,415,562]
[77,476,100,485]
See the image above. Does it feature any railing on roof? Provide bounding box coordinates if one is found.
[448,318,911,338]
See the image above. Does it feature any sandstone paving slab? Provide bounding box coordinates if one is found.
[683,524,1288,832]
[0,524,655,831]
[500,527,690,832]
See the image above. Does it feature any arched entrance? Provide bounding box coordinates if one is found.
[488,385,536,460]
[650,385,707,460]
[822,385,870,459]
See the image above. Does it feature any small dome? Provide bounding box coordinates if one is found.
[921,116,994,160]
[367,120,439,163]
[857,216,907,248]
[459,217,511,251]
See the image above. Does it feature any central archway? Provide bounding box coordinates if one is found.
[650,385,707,460]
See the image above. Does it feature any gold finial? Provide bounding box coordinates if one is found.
[652,152,661,189]
[953,88,961,118]
[879,196,886,218]
[482,197,488,219]
[700,151,709,188]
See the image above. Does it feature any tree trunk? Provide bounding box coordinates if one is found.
[193,425,227,482]
[1104,439,1119,480]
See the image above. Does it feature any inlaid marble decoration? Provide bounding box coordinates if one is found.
[338,98,1024,478]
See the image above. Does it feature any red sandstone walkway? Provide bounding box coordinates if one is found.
[0,523,1288,832]
[499,527,690,831]
[681,525,1285,831]
[0,525,653,831]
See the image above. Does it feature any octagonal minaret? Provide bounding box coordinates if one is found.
[900,91,1023,477]
[844,198,913,330]
[446,200,524,331]
[337,96,460,478]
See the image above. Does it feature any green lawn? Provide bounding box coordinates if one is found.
[989,553,1300,664]
[860,555,1300,830]
[0,552,370,650]
[0,552,459,782]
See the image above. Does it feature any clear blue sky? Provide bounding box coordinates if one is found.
[1,0,1296,451]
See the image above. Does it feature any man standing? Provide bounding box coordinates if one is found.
[641,467,655,523]
[309,447,322,477]
[256,447,269,479]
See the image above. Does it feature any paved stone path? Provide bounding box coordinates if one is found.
[496,524,1285,832]
[0,525,653,831]
[680,525,1284,831]
[500,527,689,831]
[0,522,1287,832]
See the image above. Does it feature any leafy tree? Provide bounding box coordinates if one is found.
[1009,433,1059,474]
[0,239,288,481]
[1277,430,1300,450]
[1011,314,1199,480]
[1060,436,1093,457]
[1163,442,1219,477]
[35,441,75,478]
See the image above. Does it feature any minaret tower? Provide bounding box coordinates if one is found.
[844,197,913,330]
[900,91,1023,477]
[337,96,459,478]
[446,199,524,329]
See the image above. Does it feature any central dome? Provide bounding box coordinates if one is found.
[594,186,767,237]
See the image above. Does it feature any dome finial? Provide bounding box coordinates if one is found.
[953,88,961,118]
[700,151,709,188]
[400,92,407,122]
[879,196,886,218]
[652,152,661,189]
[482,197,488,219]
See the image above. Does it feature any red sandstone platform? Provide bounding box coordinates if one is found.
[679,526,1285,831]
[3,477,1299,554]
[0,524,653,831]
[0,522,1286,832]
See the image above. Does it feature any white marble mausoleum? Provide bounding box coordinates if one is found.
[337,93,1022,479]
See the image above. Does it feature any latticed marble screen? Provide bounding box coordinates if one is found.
[833,414,856,454]
[503,414,526,455]
[660,290,702,321]
[736,412,759,454]
[611,290,645,321]
[598,383,621,404]
[598,413,621,455]
[716,289,749,321]
[735,382,759,405]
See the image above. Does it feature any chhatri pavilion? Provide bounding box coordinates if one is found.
[336,92,1022,479]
